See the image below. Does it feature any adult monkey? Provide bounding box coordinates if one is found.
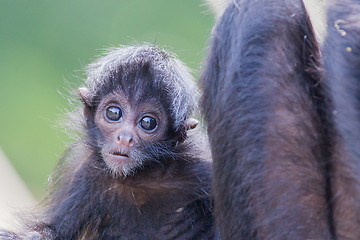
[200,0,334,239]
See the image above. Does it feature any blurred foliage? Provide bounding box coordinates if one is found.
[0,0,214,199]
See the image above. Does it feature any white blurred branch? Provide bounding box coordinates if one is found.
[0,148,36,231]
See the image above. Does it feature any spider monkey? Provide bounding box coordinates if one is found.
[200,0,360,239]
[0,45,214,239]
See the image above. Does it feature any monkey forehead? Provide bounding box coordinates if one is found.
[84,44,199,130]
[97,91,167,117]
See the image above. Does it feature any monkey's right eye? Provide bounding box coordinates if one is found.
[105,106,122,121]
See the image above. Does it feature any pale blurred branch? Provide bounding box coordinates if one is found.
[0,147,36,231]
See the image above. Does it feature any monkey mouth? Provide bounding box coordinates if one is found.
[112,151,129,158]
[103,150,132,165]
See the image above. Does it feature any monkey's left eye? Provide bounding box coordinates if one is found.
[140,116,157,131]
[105,106,122,121]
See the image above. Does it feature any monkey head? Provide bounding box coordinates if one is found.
[77,45,199,177]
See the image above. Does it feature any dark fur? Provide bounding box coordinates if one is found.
[325,0,360,239]
[0,45,214,240]
[200,0,334,239]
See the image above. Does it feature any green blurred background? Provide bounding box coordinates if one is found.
[0,0,214,199]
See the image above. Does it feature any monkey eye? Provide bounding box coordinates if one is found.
[140,116,157,131]
[105,106,122,121]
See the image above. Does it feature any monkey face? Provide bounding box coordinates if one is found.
[93,91,169,177]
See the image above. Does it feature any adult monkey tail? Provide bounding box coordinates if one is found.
[325,0,360,239]
[200,0,334,239]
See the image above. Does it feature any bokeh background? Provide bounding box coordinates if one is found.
[0,0,214,199]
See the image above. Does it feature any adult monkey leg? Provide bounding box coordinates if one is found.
[325,0,360,239]
[200,0,333,239]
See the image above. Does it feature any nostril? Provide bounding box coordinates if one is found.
[129,138,134,147]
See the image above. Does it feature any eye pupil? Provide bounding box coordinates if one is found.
[105,107,122,121]
[140,116,157,131]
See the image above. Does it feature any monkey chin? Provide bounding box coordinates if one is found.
[103,153,140,177]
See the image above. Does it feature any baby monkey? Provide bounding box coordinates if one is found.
[0,45,213,239]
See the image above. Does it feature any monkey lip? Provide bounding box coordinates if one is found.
[104,152,132,164]
[112,151,129,158]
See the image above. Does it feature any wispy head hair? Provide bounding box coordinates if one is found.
[83,44,199,131]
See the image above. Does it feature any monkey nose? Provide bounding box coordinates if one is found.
[116,135,134,147]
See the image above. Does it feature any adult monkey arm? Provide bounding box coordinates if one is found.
[325,0,360,239]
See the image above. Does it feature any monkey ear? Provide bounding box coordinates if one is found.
[184,118,198,130]
[78,87,91,106]
[176,118,199,144]
[78,87,94,122]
